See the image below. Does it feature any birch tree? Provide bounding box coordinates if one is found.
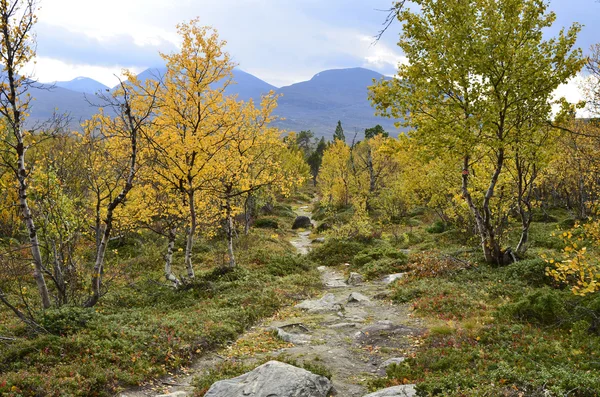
[370,0,584,264]
[151,20,235,279]
[0,0,50,308]
[83,74,159,307]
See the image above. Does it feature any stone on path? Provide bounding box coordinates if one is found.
[328,322,359,329]
[157,392,189,397]
[292,216,313,229]
[382,357,406,367]
[274,327,311,345]
[204,360,333,397]
[382,273,405,284]
[317,266,327,272]
[325,277,348,288]
[347,292,372,305]
[296,293,342,313]
[347,272,364,285]
[312,237,326,243]
[362,384,417,397]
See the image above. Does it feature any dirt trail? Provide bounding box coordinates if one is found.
[119,205,423,397]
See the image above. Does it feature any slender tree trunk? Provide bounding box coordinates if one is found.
[52,241,67,305]
[86,98,139,308]
[94,189,102,250]
[366,145,376,212]
[0,287,42,332]
[165,228,181,287]
[461,155,494,263]
[461,153,506,265]
[579,176,586,219]
[17,142,51,309]
[226,196,236,269]
[184,190,196,278]
[515,160,536,257]
[244,193,253,235]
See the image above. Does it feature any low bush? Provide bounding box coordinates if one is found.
[425,220,448,234]
[254,217,280,229]
[40,306,97,336]
[308,238,370,267]
[351,244,408,279]
[501,288,569,325]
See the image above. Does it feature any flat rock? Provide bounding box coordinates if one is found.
[296,293,342,313]
[347,272,365,285]
[312,237,326,243]
[329,322,358,329]
[382,357,406,367]
[362,384,417,397]
[157,392,189,397]
[382,273,405,284]
[347,292,372,305]
[275,328,311,345]
[325,278,348,288]
[204,360,333,397]
[317,266,327,272]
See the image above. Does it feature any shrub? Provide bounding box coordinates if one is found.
[254,217,279,229]
[501,288,568,325]
[501,259,555,287]
[40,306,97,336]
[351,245,408,279]
[425,220,448,234]
[265,254,312,277]
[559,217,577,229]
[361,258,408,280]
[308,238,369,267]
[353,245,407,267]
[272,204,296,219]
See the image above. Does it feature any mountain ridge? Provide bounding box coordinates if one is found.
[27,67,400,138]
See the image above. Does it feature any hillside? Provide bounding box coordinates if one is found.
[26,68,401,137]
[54,77,109,94]
[272,68,398,138]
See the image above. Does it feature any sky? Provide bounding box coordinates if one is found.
[30,0,600,99]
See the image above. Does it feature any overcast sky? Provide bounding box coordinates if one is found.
[30,0,600,96]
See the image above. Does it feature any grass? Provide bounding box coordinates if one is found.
[0,230,321,397]
[370,249,600,396]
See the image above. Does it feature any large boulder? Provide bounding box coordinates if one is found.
[362,384,417,397]
[204,360,333,397]
[292,216,313,229]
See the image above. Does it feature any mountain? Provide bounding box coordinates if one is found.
[132,67,276,102]
[24,67,402,137]
[272,68,398,138]
[55,77,109,94]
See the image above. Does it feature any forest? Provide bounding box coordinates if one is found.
[1,0,600,396]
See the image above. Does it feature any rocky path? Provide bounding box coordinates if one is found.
[289,204,316,255]
[120,205,424,397]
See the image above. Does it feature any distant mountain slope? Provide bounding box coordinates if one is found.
[133,67,276,102]
[25,83,99,128]
[25,67,402,137]
[273,68,399,138]
[55,77,109,94]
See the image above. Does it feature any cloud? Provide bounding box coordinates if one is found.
[35,22,175,68]
[32,0,404,86]
[29,57,145,87]
[553,73,592,118]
